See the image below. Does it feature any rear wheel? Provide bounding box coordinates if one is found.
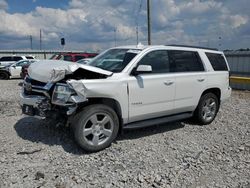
[0,71,9,80]
[194,93,219,125]
[73,104,119,152]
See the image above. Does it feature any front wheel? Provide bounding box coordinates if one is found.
[73,104,119,152]
[194,93,219,125]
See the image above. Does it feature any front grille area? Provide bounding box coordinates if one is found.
[23,88,46,97]
[23,76,51,97]
[25,76,47,87]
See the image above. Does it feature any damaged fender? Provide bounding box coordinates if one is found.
[28,60,113,83]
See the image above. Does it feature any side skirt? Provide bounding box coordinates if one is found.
[123,112,193,130]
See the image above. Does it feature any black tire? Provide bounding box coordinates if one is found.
[72,104,119,152]
[0,71,9,80]
[194,93,219,125]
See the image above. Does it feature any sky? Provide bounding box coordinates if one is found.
[0,0,249,51]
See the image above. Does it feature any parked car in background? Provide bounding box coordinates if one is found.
[0,55,35,67]
[0,59,38,79]
[20,60,40,79]
[50,52,98,62]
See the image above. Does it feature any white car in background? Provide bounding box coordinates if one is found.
[0,55,35,67]
[0,59,38,79]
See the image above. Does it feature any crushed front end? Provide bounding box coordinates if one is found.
[20,76,84,120]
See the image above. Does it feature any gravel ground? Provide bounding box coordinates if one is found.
[0,79,249,188]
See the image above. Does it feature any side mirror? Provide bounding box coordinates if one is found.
[132,65,152,76]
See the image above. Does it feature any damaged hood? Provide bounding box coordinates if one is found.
[28,60,113,83]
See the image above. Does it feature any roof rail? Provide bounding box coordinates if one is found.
[166,44,218,51]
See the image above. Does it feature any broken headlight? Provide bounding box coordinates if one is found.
[52,83,75,105]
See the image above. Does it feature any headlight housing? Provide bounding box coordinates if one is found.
[52,83,75,106]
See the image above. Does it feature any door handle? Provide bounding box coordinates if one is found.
[197,78,205,82]
[164,81,174,86]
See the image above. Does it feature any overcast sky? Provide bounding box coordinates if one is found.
[0,0,249,51]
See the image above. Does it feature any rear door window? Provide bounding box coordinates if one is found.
[205,52,228,71]
[168,50,204,72]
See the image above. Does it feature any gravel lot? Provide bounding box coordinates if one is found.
[0,79,249,188]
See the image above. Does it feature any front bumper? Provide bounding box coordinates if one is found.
[20,92,51,117]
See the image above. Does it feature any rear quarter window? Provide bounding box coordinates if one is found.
[205,52,228,71]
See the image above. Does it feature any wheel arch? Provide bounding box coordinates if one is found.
[78,97,123,129]
[200,87,221,106]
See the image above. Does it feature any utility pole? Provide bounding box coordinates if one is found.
[136,26,139,44]
[147,0,151,45]
[39,29,42,50]
[30,35,33,50]
[114,27,117,47]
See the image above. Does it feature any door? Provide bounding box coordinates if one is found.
[128,50,175,122]
[168,50,206,112]
[10,61,28,78]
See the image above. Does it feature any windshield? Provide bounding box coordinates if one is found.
[88,49,140,72]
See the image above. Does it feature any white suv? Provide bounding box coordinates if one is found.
[20,45,231,151]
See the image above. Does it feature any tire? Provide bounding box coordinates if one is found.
[0,71,9,80]
[194,93,219,125]
[72,104,119,152]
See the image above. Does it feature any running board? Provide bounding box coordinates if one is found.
[123,112,193,130]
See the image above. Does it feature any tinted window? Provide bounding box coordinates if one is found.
[168,50,204,72]
[206,52,228,71]
[137,50,169,73]
[75,55,85,61]
[13,56,22,61]
[0,56,12,61]
[16,60,29,66]
[64,55,73,61]
[26,56,34,59]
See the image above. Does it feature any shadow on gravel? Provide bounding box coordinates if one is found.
[14,117,185,154]
[118,122,185,141]
[18,82,23,87]
[14,117,88,155]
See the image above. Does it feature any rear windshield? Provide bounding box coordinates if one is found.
[206,52,228,71]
